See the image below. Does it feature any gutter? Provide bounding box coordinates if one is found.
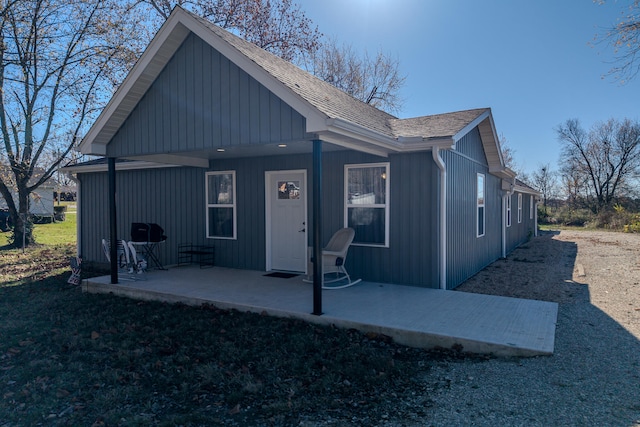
[432,146,447,290]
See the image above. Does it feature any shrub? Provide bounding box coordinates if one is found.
[549,207,593,227]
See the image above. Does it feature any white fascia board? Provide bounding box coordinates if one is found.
[396,136,454,152]
[185,10,329,134]
[452,109,491,145]
[127,154,209,168]
[477,112,505,166]
[325,118,400,151]
[60,161,183,174]
[490,166,517,179]
[514,183,541,196]
[315,132,391,157]
[79,15,191,155]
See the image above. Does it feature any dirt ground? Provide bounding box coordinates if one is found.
[456,229,640,338]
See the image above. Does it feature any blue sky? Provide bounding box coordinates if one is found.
[297,0,640,176]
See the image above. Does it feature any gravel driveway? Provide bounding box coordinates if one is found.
[425,230,640,426]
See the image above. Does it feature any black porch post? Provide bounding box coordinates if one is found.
[312,139,323,315]
[108,157,118,284]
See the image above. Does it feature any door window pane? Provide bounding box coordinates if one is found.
[277,181,300,199]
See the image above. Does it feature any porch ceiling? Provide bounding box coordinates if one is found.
[117,139,355,168]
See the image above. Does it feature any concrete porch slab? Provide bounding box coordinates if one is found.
[82,266,558,357]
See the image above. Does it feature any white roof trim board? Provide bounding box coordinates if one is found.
[79,6,513,178]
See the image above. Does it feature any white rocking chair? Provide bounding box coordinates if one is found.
[306,228,362,289]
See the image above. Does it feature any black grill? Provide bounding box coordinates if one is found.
[130,223,167,243]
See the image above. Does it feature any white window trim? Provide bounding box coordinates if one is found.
[517,193,523,224]
[477,173,485,238]
[506,195,512,228]
[344,162,390,247]
[530,195,534,219]
[205,170,237,240]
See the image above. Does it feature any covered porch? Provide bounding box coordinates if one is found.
[82,266,558,357]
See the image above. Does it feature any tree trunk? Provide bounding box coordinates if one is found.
[11,185,36,248]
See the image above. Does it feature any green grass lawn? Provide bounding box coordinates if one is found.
[0,204,76,247]
[0,212,468,425]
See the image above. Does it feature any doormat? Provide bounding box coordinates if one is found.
[264,272,299,279]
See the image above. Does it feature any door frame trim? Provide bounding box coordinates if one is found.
[264,169,308,272]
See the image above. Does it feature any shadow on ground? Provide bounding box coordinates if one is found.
[441,231,640,425]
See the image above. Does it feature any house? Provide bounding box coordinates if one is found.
[0,166,57,225]
[63,7,539,307]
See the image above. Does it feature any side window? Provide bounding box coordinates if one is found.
[530,195,534,219]
[517,193,523,223]
[506,194,512,227]
[477,173,485,237]
[345,163,389,247]
[206,171,236,239]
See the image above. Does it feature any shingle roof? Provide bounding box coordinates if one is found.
[191,12,492,142]
[189,12,399,138]
[80,7,505,162]
[389,108,489,140]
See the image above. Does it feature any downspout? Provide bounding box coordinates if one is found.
[534,198,539,237]
[432,147,447,290]
[502,179,515,258]
[68,174,81,257]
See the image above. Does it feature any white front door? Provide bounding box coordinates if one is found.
[266,170,307,272]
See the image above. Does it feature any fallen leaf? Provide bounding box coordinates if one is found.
[91,331,100,340]
[228,403,240,415]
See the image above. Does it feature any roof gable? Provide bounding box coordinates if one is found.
[78,6,511,177]
[80,7,399,157]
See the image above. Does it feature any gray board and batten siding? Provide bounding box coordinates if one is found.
[505,191,536,254]
[78,150,442,288]
[77,23,535,290]
[106,33,307,158]
[443,127,503,289]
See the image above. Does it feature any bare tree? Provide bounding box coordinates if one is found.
[597,0,640,83]
[556,118,640,212]
[137,0,322,63]
[530,164,558,214]
[308,39,406,113]
[0,0,142,246]
[498,133,530,183]
[139,1,406,112]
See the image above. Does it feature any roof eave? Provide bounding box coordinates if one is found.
[324,118,399,155]
[79,7,329,156]
[60,160,183,174]
[79,16,192,155]
[396,136,455,151]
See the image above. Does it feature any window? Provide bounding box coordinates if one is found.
[517,193,523,223]
[530,195,534,219]
[345,163,389,246]
[206,171,236,239]
[506,194,512,227]
[477,173,485,237]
